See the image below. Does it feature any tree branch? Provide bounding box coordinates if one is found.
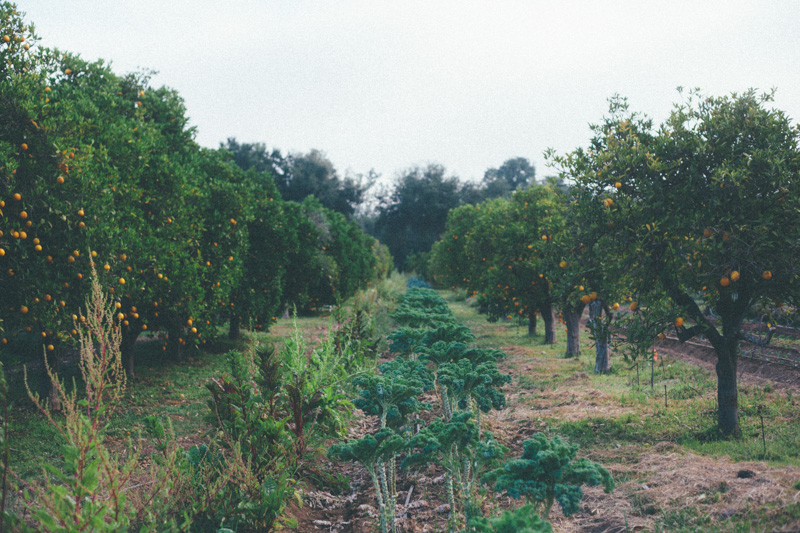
[741,327,776,347]
[666,286,723,347]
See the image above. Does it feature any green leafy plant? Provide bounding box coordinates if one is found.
[466,504,552,533]
[483,433,614,519]
[405,411,507,529]
[328,428,406,533]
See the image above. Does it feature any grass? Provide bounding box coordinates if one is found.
[443,289,800,468]
[4,303,382,483]
[440,290,800,530]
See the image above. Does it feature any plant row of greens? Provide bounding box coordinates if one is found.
[426,89,800,436]
[329,285,613,532]
[0,4,392,379]
[0,271,388,532]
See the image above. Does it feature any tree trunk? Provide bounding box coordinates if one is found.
[715,340,739,436]
[120,327,139,380]
[229,314,241,341]
[564,304,584,357]
[45,347,61,411]
[539,303,556,344]
[589,300,610,373]
[167,326,183,360]
[527,312,537,337]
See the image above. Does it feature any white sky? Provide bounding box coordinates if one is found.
[18,0,800,185]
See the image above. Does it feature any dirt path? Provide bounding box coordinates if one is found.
[655,337,800,391]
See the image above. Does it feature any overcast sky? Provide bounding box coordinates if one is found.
[19,0,800,185]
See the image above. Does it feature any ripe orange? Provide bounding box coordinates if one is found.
[703,228,712,238]
[580,295,591,304]
[119,253,127,261]
[762,270,772,280]
[19,231,26,239]
[64,68,72,75]
[13,193,21,201]
[612,302,620,310]
[67,256,75,263]
[2,35,9,42]
[117,313,124,320]
[20,143,28,151]
[720,277,730,287]
[0,249,5,257]
[78,209,84,216]
[20,306,28,314]
[56,176,64,184]
[614,182,622,189]
[589,292,598,301]
[541,235,547,241]
[73,250,79,257]
[730,270,740,282]
[78,221,85,229]
[559,260,567,268]
[675,317,684,327]
[47,344,54,351]
[35,244,42,251]
[33,238,39,244]
[630,302,638,311]
[119,277,126,285]
[19,210,27,219]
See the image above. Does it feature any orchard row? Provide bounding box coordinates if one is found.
[0,5,391,375]
[427,90,800,436]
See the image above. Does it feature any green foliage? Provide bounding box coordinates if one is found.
[353,361,430,429]
[437,357,510,414]
[466,504,552,533]
[550,89,800,434]
[328,428,406,533]
[484,433,614,519]
[0,3,387,374]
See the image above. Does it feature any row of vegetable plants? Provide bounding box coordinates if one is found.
[330,284,614,532]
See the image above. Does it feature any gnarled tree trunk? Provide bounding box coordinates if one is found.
[589,300,610,373]
[563,303,585,358]
[539,303,556,344]
[229,314,241,341]
[120,327,139,380]
[715,342,739,436]
[527,311,537,337]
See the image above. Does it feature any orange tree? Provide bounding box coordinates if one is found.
[285,197,381,313]
[541,182,627,363]
[551,90,800,435]
[430,185,564,343]
[217,155,286,340]
[0,5,242,377]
